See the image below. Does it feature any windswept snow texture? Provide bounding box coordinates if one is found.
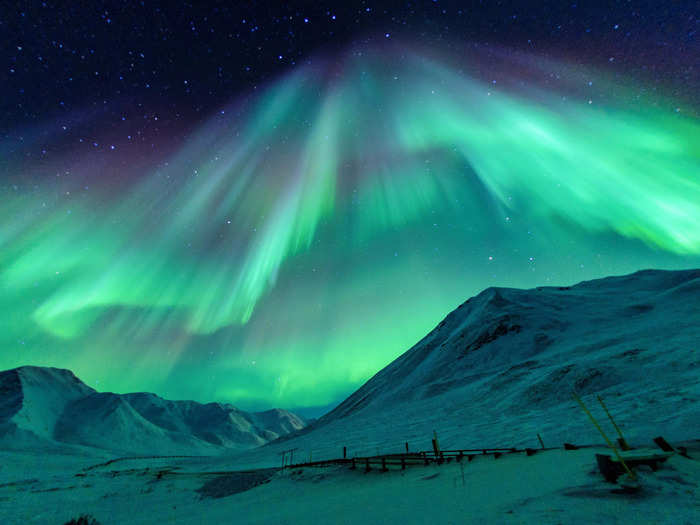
[0,366,306,455]
[239,269,700,467]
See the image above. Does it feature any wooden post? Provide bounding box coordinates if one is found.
[653,436,674,452]
[597,395,630,450]
[401,457,406,470]
[573,392,636,481]
[405,442,409,453]
[432,429,441,458]
[433,430,442,464]
[365,458,371,472]
[343,446,347,459]
[280,448,297,468]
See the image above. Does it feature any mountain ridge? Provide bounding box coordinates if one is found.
[0,365,307,455]
[244,268,699,465]
[320,268,700,423]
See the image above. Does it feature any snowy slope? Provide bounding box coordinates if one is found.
[53,393,221,455]
[0,367,307,454]
[122,393,305,448]
[325,269,700,419]
[249,409,307,440]
[3,442,700,525]
[233,269,700,467]
[0,366,96,448]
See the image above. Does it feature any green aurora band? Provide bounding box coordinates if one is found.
[2,46,699,411]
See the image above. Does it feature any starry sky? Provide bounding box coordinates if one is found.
[1,2,699,416]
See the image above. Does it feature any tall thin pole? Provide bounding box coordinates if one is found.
[597,395,630,450]
[573,392,636,481]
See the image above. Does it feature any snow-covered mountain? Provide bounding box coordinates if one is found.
[0,366,96,448]
[0,366,306,455]
[3,269,698,462]
[324,269,700,421]
[239,269,700,466]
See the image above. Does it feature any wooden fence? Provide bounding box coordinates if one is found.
[283,446,559,472]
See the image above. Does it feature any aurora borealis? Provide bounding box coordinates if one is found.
[2,5,699,414]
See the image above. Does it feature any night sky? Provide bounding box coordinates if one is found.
[1,2,699,416]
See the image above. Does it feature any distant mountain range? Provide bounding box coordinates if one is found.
[0,366,306,455]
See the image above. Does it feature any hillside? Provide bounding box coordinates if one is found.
[0,366,96,449]
[233,269,700,467]
[324,269,700,422]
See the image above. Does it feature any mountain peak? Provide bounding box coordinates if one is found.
[13,364,83,380]
[315,268,700,450]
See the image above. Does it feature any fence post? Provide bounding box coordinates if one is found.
[597,395,630,451]
[432,430,441,456]
[343,446,347,459]
[573,392,637,481]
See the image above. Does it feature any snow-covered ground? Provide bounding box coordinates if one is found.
[1,442,699,524]
[2,268,699,523]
